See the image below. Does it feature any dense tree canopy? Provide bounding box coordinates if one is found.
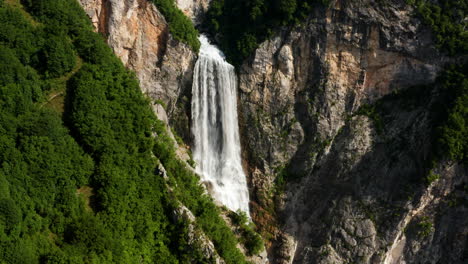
[410,0,467,55]
[0,0,247,263]
[434,64,468,164]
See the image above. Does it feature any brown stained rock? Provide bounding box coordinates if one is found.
[78,0,196,140]
[237,0,461,263]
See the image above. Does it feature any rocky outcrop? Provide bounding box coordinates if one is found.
[237,0,466,263]
[239,0,441,195]
[78,0,196,140]
[155,163,225,263]
[175,0,211,25]
[278,99,467,264]
[173,205,226,264]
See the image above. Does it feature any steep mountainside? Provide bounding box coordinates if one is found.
[71,0,468,263]
[0,0,258,263]
[78,0,197,141]
[236,1,467,263]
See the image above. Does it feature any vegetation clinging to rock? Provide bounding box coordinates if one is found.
[151,0,200,51]
[409,0,467,55]
[205,0,329,66]
[228,210,265,256]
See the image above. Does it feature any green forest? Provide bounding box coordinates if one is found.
[434,64,468,164]
[0,0,466,262]
[409,0,467,55]
[0,0,254,263]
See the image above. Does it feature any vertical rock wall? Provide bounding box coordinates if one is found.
[78,0,196,140]
[237,0,466,263]
[175,0,211,25]
[239,0,441,201]
[76,0,467,263]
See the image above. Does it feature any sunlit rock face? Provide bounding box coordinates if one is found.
[237,0,465,263]
[78,0,196,140]
[175,0,211,25]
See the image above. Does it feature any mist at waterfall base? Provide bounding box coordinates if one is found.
[191,35,250,215]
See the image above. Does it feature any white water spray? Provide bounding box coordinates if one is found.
[191,35,250,215]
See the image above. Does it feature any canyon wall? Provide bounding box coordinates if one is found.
[237,0,466,263]
[77,0,467,263]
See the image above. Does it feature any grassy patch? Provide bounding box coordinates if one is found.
[76,186,94,212]
[42,57,83,113]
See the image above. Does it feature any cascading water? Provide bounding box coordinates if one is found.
[191,35,250,215]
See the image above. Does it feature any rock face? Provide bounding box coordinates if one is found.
[239,0,440,199]
[237,0,466,263]
[76,0,467,263]
[78,0,196,140]
[175,0,211,25]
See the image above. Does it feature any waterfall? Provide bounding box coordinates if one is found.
[191,35,250,215]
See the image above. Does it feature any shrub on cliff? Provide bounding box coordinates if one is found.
[409,0,467,55]
[228,211,265,256]
[205,0,329,66]
[152,0,200,51]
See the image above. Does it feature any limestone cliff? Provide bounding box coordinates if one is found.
[175,0,211,25]
[239,0,441,201]
[76,0,467,263]
[78,0,195,140]
[237,0,466,263]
